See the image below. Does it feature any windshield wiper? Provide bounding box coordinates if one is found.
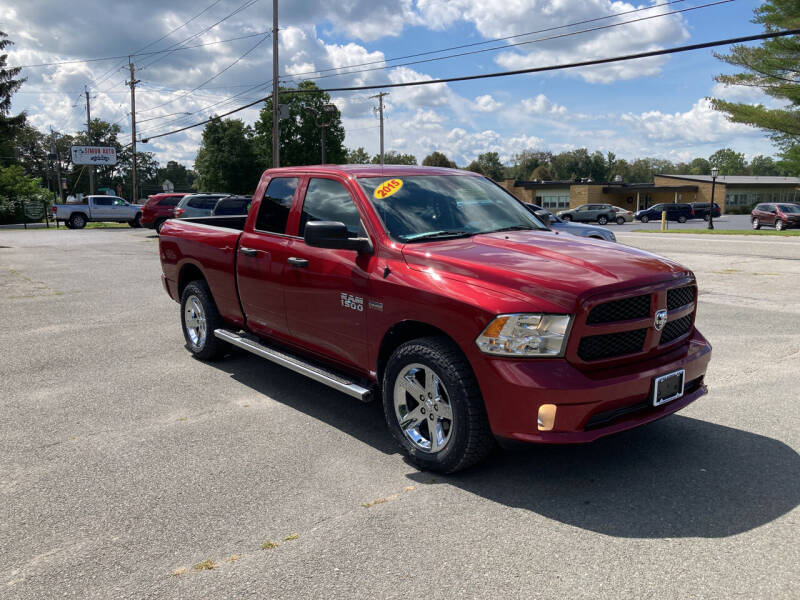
[402,230,475,242]
[482,225,538,234]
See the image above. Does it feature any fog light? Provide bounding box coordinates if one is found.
[537,404,557,431]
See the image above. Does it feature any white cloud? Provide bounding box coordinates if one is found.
[620,98,759,143]
[472,94,502,112]
[520,94,566,115]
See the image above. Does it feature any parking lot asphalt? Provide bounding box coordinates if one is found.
[1,228,798,599]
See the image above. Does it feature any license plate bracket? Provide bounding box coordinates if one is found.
[652,369,685,406]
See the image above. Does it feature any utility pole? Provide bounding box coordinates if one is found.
[85,85,95,195]
[128,58,140,202]
[271,0,280,167]
[370,92,389,165]
[50,128,64,203]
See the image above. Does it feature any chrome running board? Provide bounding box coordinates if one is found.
[214,329,373,402]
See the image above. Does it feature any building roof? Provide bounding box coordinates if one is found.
[602,184,697,193]
[657,174,800,186]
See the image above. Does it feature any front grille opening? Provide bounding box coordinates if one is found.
[578,328,647,361]
[660,314,693,345]
[587,293,651,325]
[584,376,704,430]
[667,285,696,310]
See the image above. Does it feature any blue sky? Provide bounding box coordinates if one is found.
[3,0,780,169]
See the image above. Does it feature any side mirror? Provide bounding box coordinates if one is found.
[304,221,372,253]
[534,209,551,227]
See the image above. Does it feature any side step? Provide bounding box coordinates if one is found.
[214,329,373,402]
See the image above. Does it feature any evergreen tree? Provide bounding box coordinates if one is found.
[422,151,457,168]
[0,31,27,166]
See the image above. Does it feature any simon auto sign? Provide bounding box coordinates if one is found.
[71,146,118,166]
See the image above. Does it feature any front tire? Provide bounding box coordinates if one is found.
[561,214,572,222]
[752,217,761,230]
[597,215,608,225]
[382,336,494,473]
[180,280,229,360]
[640,215,650,223]
[776,219,785,231]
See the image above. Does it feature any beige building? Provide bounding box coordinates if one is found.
[501,174,800,213]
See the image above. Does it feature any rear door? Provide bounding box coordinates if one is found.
[283,176,371,369]
[236,177,299,337]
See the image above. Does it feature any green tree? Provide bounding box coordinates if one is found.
[195,117,261,194]
[0,164,49,223]
[0,31,26,166]
[157,160,196,191]
[530,164,553,181]
[709,148,748,175]
[346,146,370,164]
[748,154,780,175]
[254,81,346,166]
[711,1,800,166]
[422,151,456,168]
[372,150,417,165]
[689,157,711,175]
[470,152,504,180]
[507,149,552,180]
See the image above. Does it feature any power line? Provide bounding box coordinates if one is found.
[140,28,800,142]
[282,0,734,85]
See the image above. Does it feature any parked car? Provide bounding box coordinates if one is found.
[611,206,634,223]
[690,202,721,222]
[635,203,695,223]
[751,202,800,230]
[53,195,142,229]
[173,193,230,219]
[557,204,617,225]
[159,165,711,473]
[212,195,252,216]
[141,192,189,232]
[524,204,616,242]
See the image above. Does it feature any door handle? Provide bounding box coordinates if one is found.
[240,247,258,257]
[287,257,309,268]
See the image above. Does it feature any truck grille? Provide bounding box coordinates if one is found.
[574,282,697,363]
[659,314,693,344]
[586,293,651,324]
[578,328,647,361]
[667,285,696,310]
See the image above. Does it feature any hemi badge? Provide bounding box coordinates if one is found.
[368,300,383,311]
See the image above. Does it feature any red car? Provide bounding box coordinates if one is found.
[751,202,800,231]
[158,165,711,473]
[141,193,189,232]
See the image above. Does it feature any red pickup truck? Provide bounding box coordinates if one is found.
[158,165,711,473]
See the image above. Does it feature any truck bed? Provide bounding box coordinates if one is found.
[158,217,246,326]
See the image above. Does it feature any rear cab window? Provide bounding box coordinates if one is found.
[255,178,298,234]
[158,196,181,207]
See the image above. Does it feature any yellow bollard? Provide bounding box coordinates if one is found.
[660,210,667,231]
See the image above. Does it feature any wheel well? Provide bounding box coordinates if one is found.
[70,212,88,220]
[178,263,205,297]
[376,320,456,382]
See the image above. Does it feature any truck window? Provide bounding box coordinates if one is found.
[158,197,181,207]
[299,178,362,237]
[93,197,112,206]
[256,177,298,233]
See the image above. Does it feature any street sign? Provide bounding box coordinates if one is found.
[70,146,117,166]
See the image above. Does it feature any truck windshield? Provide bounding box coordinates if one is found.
[358,175,545,242]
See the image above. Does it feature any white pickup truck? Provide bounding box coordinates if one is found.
[53,195,143,229]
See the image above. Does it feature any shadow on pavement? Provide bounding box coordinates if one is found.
[211,353,800,539]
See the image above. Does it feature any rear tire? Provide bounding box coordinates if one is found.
[615,216,625,225]
[180,280,229,361]
[639,215,649,223]
[703,214,710,222]
[69,213,87,229]
[132,213,142,228]
[752,217,761,230]
[382,336,495,473]
[677,215,687,224]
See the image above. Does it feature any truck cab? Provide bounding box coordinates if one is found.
[54,195,142,229]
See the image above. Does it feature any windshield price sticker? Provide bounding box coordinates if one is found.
[374,179,403,199]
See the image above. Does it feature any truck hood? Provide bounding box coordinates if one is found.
[401,230,689,312]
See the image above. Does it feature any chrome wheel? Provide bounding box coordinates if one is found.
[393,363,454,453]
[752,218,760,230]
[776,219,785,231]
[183,294,207,347]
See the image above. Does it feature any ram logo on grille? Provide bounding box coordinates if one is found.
[654,309,668,331]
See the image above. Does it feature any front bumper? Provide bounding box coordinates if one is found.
[469,329,712,443]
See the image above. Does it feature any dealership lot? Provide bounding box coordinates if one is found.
[1,228,798,599]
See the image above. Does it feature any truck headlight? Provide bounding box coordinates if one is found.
[475,314,572,357]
